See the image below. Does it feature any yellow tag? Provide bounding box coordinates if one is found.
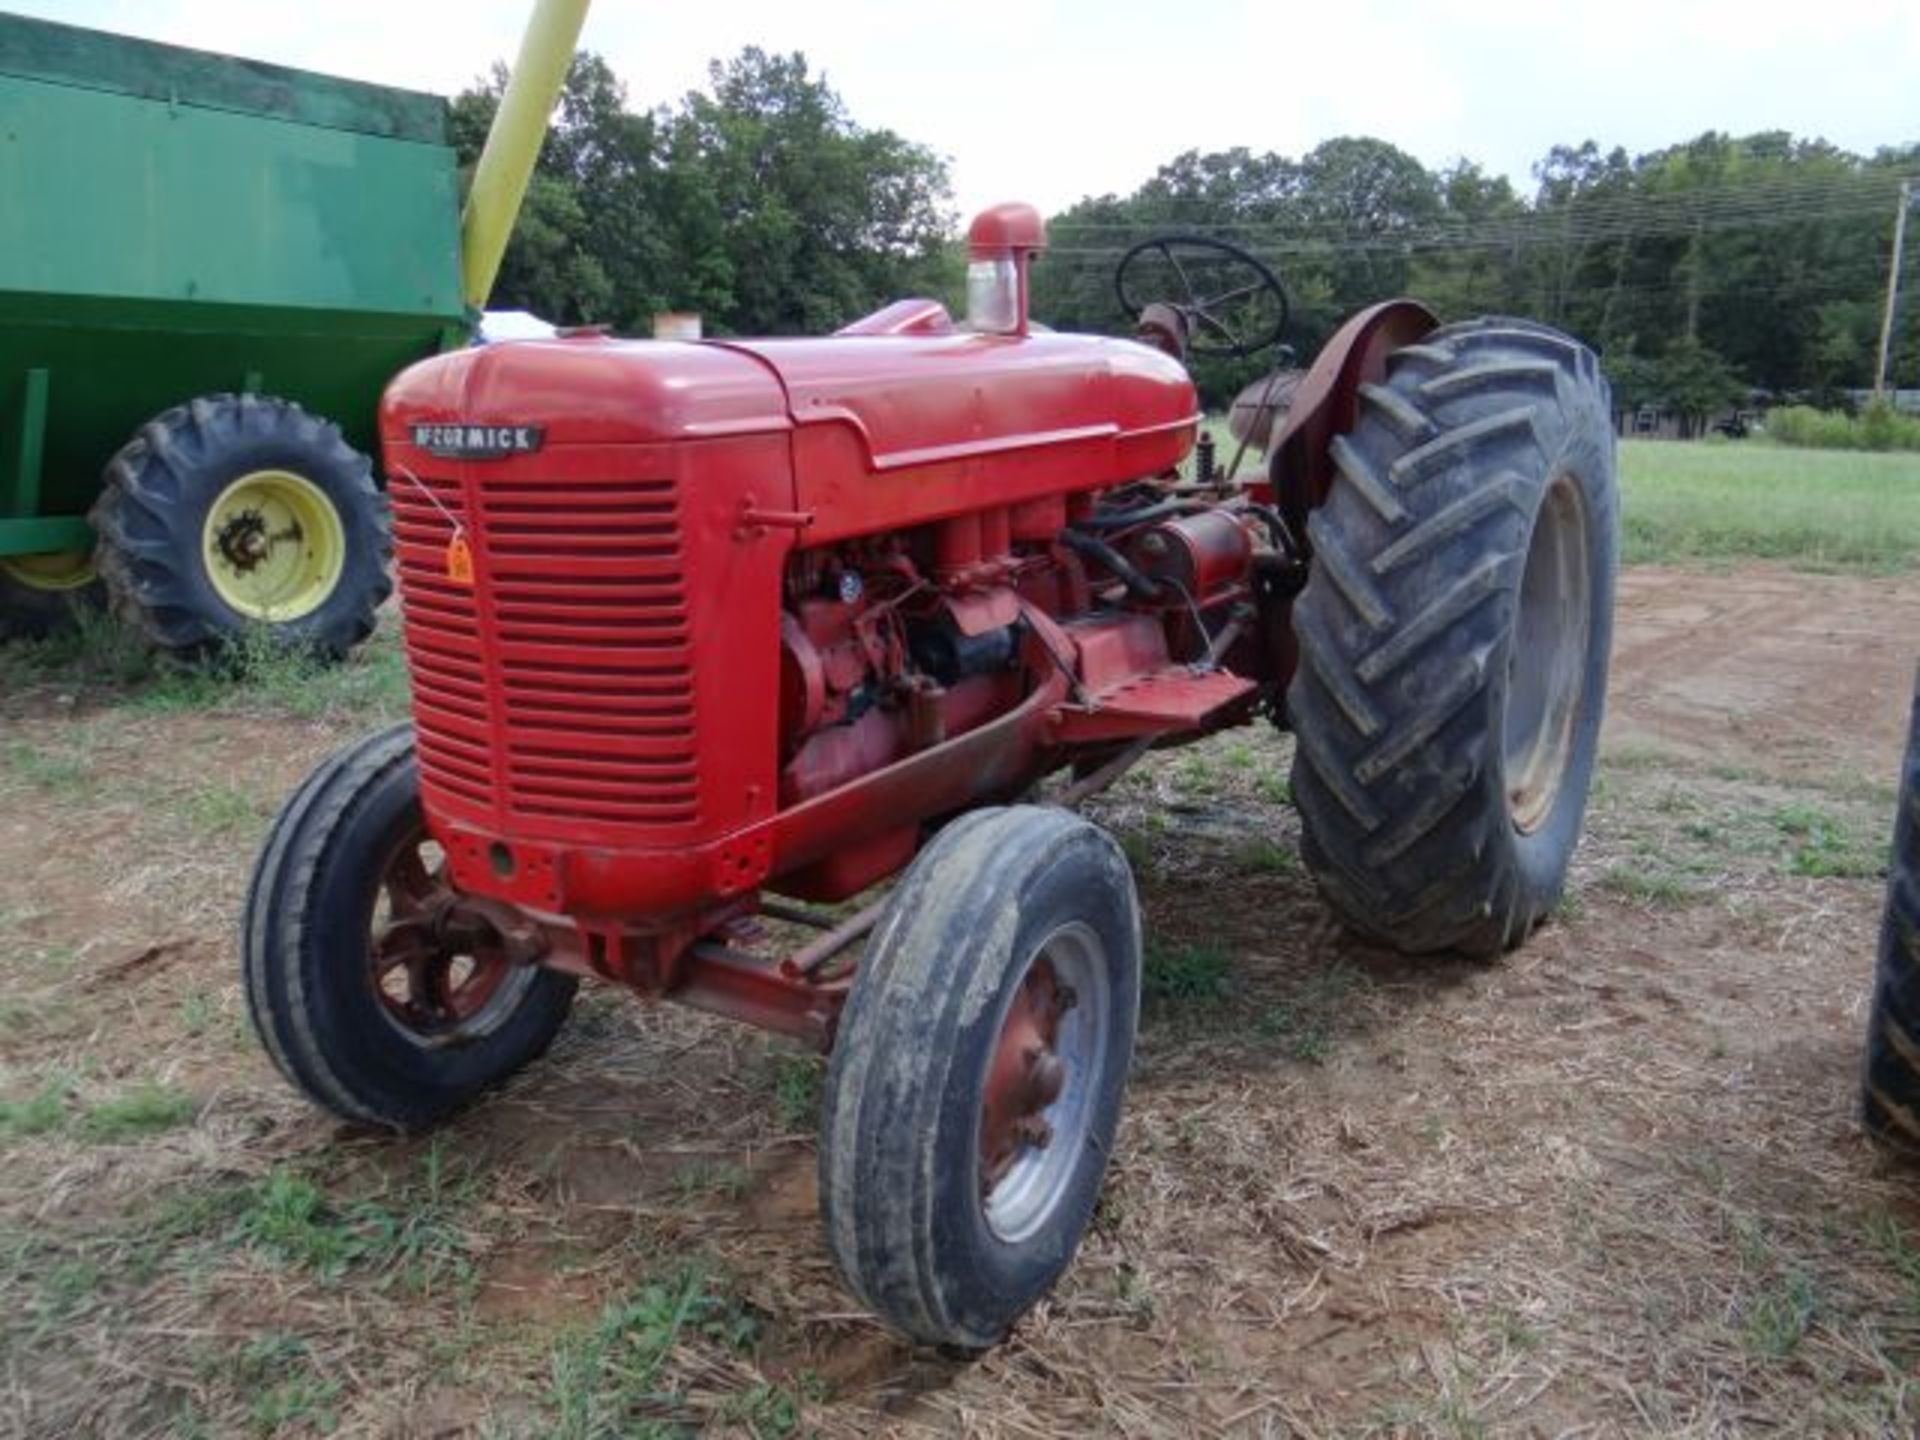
[445,534,474,586]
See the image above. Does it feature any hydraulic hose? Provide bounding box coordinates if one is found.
[1059,528,1161,600]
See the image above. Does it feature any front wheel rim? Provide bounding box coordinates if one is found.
[1504,471,1591,834]
[980,921,1112,1245]
[368,825,537,1049]
[200,469,346,622]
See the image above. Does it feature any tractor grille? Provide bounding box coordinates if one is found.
[391,468,495,813]
[392,468,700,830]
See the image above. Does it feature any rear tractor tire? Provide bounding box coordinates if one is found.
[91,393,391,662]
[820,806,1142,1348]
[0,549,103,641]
[1863,670,1920,1154]
[1287,317,1618,956]
[243,723,577,1131]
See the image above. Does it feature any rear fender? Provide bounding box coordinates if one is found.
[1264,300,1438,531]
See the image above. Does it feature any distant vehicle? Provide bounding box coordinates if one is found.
[0,4,587,659]
[479,311,562,344]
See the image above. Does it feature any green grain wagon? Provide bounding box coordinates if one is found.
[0,1,587,655]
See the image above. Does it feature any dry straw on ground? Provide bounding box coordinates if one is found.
[3,568,1919,1436]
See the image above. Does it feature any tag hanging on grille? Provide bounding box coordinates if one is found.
[445,533,474,586]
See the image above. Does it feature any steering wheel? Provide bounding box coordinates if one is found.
[1114,235,1291,359]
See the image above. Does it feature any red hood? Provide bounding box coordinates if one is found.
[381,329,1197,469]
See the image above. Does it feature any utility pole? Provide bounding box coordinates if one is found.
[1875,178,1913,399]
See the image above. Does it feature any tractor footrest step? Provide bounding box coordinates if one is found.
[1053,666,1257,744]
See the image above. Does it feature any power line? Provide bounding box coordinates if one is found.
[1029,257,1909,312]
[1039,176,1919,257]
[1046,172,1916,232]
[1043,206,1902,258]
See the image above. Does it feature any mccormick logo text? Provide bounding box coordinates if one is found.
[410,423,545,460]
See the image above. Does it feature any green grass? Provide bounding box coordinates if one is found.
[1200,418,1920,571]
[1772,803,1887,879]
[232,1335,343,1436]
[177,990,219,1038]
[0,1078,197,1142]
[1864,1210,1920,1312]
[233,1149,478,1292]
[0,609,411,721]
[767,1052,825,1132]
[77,1083,197,1141]
[548,1269,760,1439]
[719,1377,822,1437]
[1173,752,1221,796]
[1234,838,1296,875]
[1740,1270,1819,1358]
[1142,941,1231,1003]
[0,1078,72,1137]
[2,740,91,793]
[1598,863,1700,906]
[1767,401,1920,453]
[1620,440,1920,570]
[1254,964,1362,1064]
[1256,773,1292,807]
[177,782,265,836]
[671,1160,750,1202]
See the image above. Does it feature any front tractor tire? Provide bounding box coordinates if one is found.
[91,393,391,661]
[243,723,577,1132]
[1287,318,1618,956]
[820,807,1142,1349]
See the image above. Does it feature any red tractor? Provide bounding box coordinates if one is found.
[244,203,1617,1348]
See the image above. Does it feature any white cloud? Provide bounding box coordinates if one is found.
[13,0,1918,219]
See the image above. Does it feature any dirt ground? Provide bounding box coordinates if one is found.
[3,563,1919,1438]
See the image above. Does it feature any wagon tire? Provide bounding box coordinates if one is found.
[1864,671,1920,1154]
[0,550,104,641]
[243,722,577,1132]
[819,806,1142,1349]
[1287,317,1618,956]
[91,392,390,662]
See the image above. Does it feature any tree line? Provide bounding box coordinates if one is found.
[1034,135,1919,416]
[452,49,955,338]
[468,54,1917,420]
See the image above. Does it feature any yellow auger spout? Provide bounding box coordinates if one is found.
[460,0,592,311]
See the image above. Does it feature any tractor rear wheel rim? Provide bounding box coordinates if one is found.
[369,826,534,1049]
[1504,471,1591,834]
[200,469,346,622]
[0,550,96,592]
[981,921,1111,1245]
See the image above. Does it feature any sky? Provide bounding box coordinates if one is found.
[12,0,1919,219]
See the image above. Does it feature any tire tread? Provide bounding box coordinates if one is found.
[243,725,575,1131]
[1864,673,1920,1153]
[90,393,390,660]
[1287,319,1617,955]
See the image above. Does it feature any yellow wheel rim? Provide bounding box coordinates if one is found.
[0,550,95,592]
[200,469,345,622]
